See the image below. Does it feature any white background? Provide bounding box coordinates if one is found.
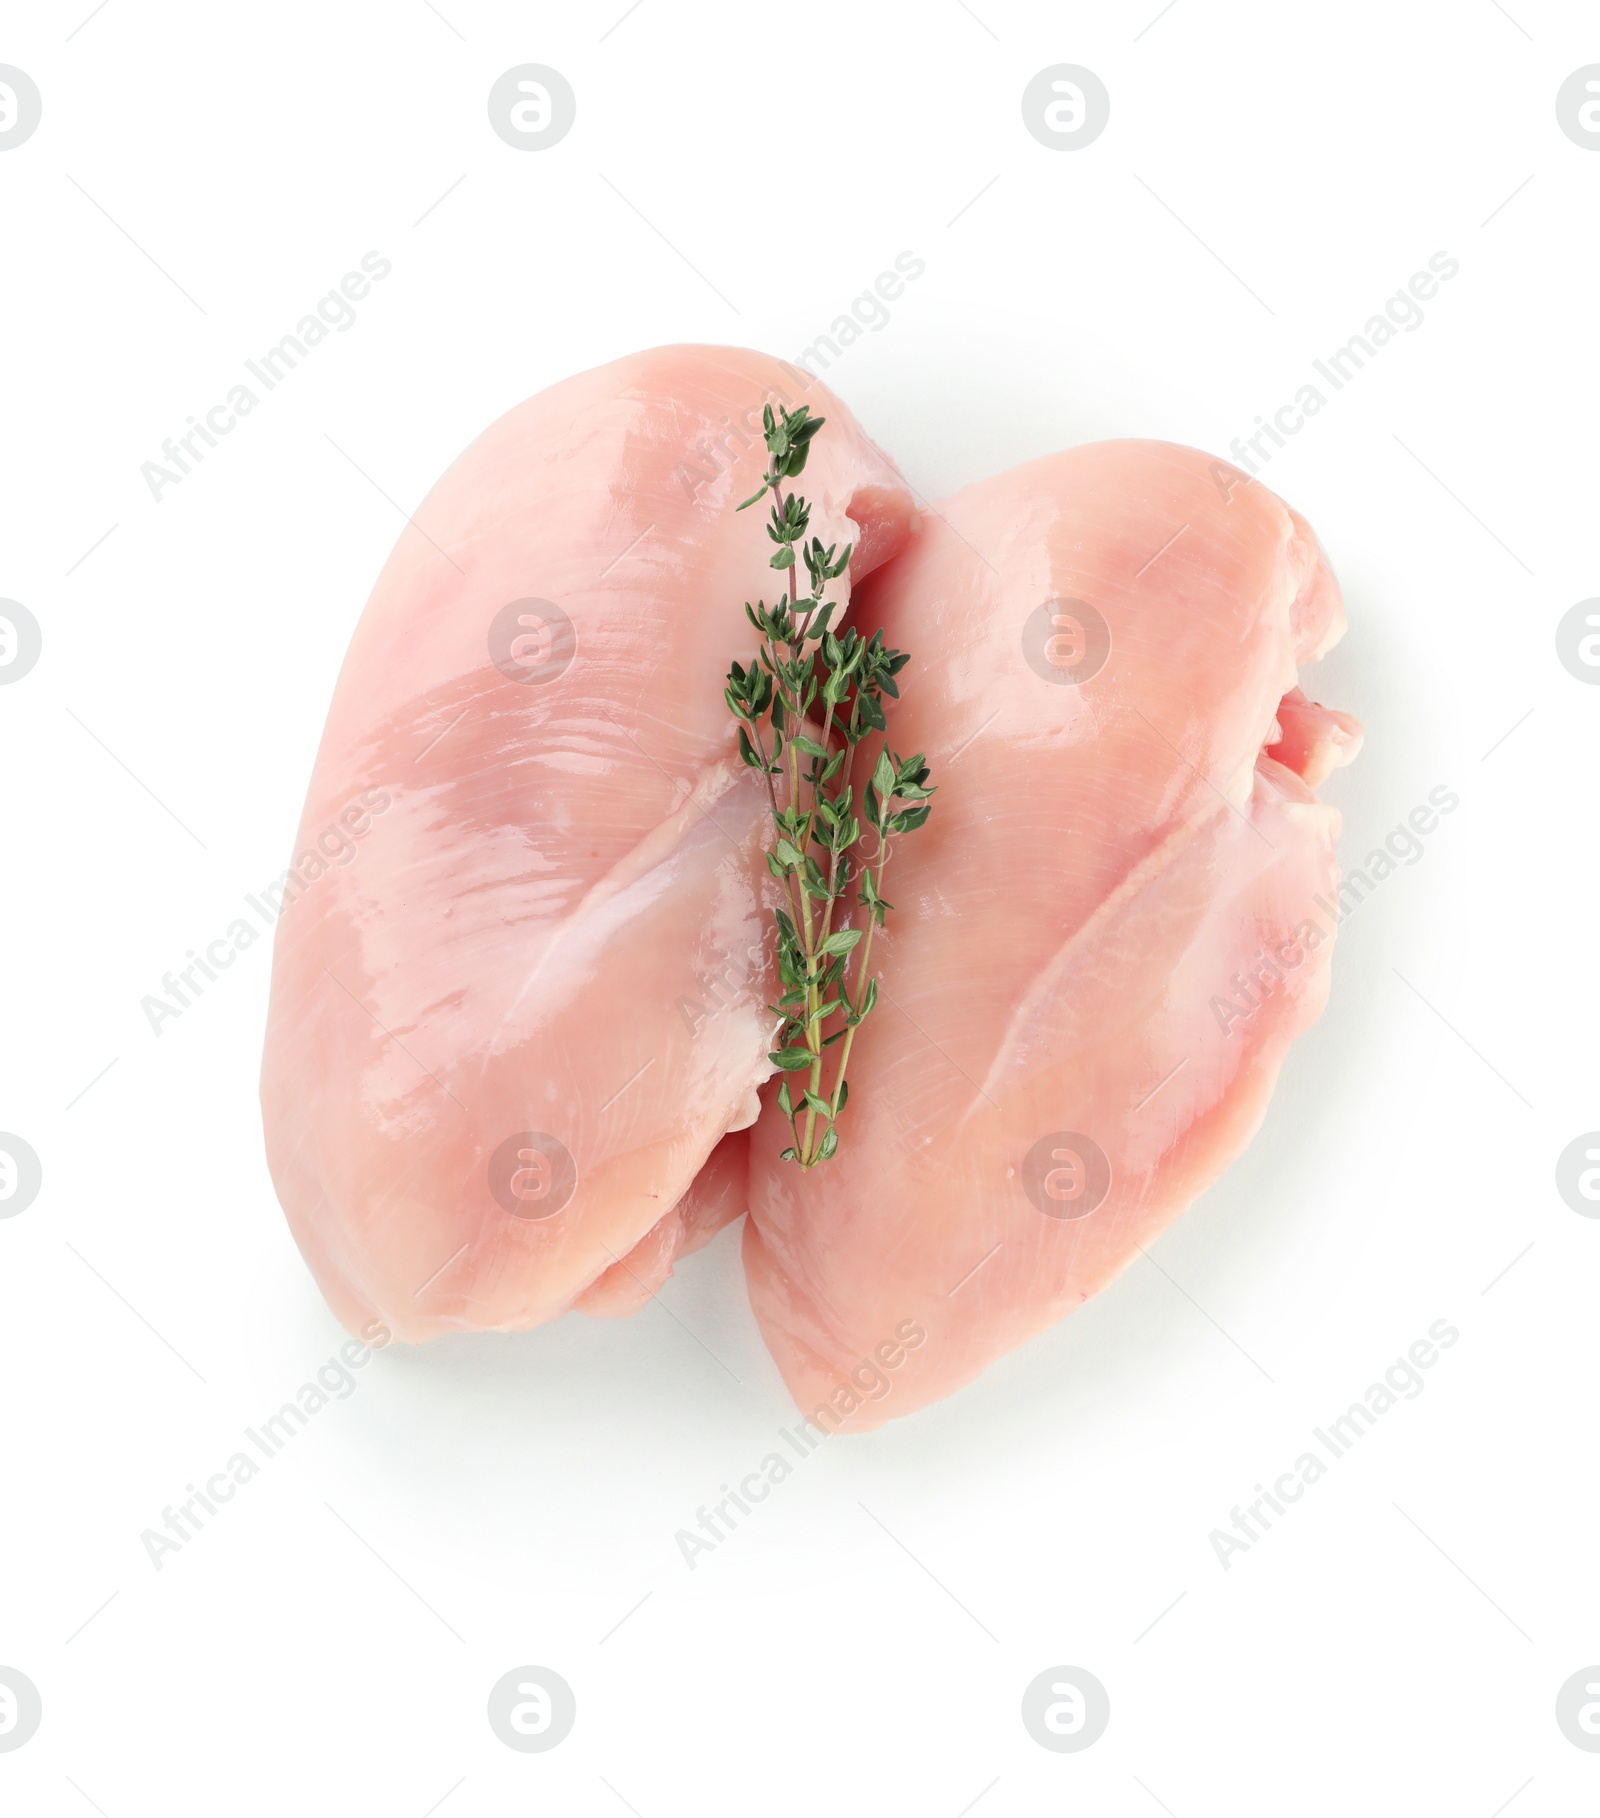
[2,1,1597,1813]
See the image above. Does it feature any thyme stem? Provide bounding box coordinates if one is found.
[721,402,935,1166]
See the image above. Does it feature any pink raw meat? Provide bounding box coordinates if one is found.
[741,442,1360,1428]
[260,348,911,1340]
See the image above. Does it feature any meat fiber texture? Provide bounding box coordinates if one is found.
[744,441,1359,1428]
[260,347,1360,1428]
[260,347,913,1340]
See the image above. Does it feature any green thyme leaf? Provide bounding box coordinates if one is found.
[723,401,933,1168]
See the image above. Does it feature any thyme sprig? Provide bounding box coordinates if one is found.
[723,403,934,1168]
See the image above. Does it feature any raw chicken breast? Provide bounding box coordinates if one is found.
[742,442,1360,1429]
[260,347,912,1340]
